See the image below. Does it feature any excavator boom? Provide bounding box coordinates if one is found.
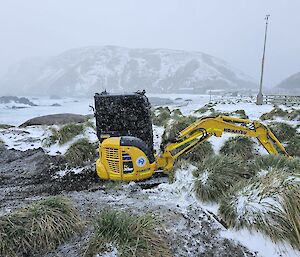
[156,115,289,172]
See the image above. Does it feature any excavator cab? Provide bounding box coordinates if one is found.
[94,91,156,180]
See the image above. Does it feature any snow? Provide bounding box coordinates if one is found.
[96,246,118,257]
[0,94,299,257]
[0,125,98,155]
[221,229,300,257]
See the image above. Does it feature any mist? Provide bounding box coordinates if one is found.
[0,0,300,92]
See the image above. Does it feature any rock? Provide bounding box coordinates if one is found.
[0,96,37,106]
[51,103,62,107]
[19,113,87,127]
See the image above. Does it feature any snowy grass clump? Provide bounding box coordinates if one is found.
[268,122,298,142]
[0,124,14,129]
[286,136,300,157]
[220,136,256,160]
[64,138,97,167]
[260,107,288,121]
[180,141,214,163]
[152,107,171,127]
[44,123,86,146]
[152,107,184,127]
[219,155,300,249]
[161,115,198,148]
[193,155,250,202]
[0,196,83,257]
[85,209,171,257]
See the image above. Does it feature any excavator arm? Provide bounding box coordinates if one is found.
[155,115,289,172]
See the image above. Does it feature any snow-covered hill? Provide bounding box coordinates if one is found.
[0,46,257,96]
[275,71,300,94]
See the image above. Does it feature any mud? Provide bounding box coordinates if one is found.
[0,145,256,257]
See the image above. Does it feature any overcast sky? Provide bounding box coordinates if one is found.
[0,0,299,87]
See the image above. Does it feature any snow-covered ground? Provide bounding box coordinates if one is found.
[0,94,299,257]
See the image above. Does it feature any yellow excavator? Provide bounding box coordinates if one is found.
[94,92,289,181]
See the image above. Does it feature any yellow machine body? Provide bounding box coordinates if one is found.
[96,115,289,181]
[96,137,156,181]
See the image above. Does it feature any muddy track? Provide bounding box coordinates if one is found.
[0,145,256,257]
[0,145,99,211]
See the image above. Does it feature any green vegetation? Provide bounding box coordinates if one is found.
[44,123,85,146]
[180,141,214,163]
[260,107,288,121]
[219,166,300,249]
[0,196,83,257]
[220,136,255,160]
[161,115,198,148]
[65,138,97,167]
[193,155,249,202]
[0,124,14,129]
[152,107,171,127]
[250,155,299,175]
[286,136,300,157]
[269,122,298,142]
[230,110,248,119]
[287,108,300,121]
[152,107,184,127]
[85,209,171,257]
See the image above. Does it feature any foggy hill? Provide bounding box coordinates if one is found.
[275,72,300,94]
[0,46,257,96]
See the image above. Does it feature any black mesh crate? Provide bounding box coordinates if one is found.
[94,91,154,155]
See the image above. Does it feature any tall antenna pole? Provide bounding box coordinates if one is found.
[256,15,270,105]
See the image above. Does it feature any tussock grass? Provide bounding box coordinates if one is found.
[260,107,289,120]
[268,122,298,142]
[219,155,300,249]
[250,155,299,175]
[220,136,255,160]
[0,196,83,257]
[193,155,250,202]
[286,136,300,157]
[85,209,172,257]
[287,109,300,121]
[161,115,198,148]
[0,124,14,129]
[45,123,86,145]
[180,141,214,163]
[65,138,97,167]
[231,109,248,119]
[152,107,171,127]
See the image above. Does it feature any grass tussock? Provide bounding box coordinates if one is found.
[230,110,249,119]
[0,124,14,129]
[161,115,198,148]
[180,141,214,163]
[193,155,250,202]
[64,138,97,167]
[219,155,300,249]
[44,123,86,145]
[260,107,289,121]
[286,136,300,157]
[220,136,255,160]
[268,122,298,142]
[152,107,171,127]
[287,108,300,121]
[85,209,172,257]
[0,196,83,257]
[250,154,300,175]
